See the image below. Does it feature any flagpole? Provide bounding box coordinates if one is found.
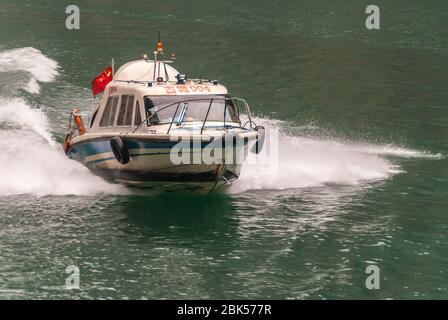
[112,58,115,78]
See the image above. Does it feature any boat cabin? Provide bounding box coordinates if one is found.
[89,59,243,134]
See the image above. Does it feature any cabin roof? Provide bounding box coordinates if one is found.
[107,59,228,96]
[114,59,179,82]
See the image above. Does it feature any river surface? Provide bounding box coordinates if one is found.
[0,0,447,299]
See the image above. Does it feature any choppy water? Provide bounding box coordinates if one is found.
[0,0,447,299]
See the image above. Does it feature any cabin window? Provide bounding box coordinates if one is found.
[144,97,160,125]
[223,100,239,122]
[134,100,142,126]
[125,96,134,126]
[117,95,134,127]
[144,96,183,125]
[99,96,119,127]
[142,95,239,124]
[182,99,238,122]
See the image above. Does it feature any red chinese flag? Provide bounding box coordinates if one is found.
[92,66,113,96]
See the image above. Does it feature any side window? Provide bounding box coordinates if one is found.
[108,96,119,126]
[99,97,113,127]
[124,96,134,126]
[134,100,142,126]
[116,95,129,126]
[117,95,134,126]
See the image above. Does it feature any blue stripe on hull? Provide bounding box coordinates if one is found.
[68,138,220,164]
[84,152,174,165]
[68,139,183,161]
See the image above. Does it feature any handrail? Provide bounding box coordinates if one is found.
[200,99,214,135]
[177,102,188,126]
[166,102,181,134]
[232,97,253,129]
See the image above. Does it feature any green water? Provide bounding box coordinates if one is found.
[0,0,447,299]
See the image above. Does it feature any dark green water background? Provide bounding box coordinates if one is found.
[0,0,447,299]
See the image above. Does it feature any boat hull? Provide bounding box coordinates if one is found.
[67,136,247,192]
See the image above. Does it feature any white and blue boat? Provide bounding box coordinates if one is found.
[64,43,264,192]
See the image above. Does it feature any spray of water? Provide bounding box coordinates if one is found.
[230,118,442,193]
[0,47,59,94]
[0,97,125,196]
[0,47,124,196]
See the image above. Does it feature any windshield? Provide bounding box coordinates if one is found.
[143,95,239,125]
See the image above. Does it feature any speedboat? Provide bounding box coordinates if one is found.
[63,40,264,192]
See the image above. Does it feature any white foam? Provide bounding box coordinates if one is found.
[0,98,124,196]
[230,118,441,193]
[345,143,444,159]
[0,47,59,93]
[0,97,54,145]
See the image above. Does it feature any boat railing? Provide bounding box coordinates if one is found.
[133,97,254,134]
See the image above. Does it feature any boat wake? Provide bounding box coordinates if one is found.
[230,118,443,193]
[0,46,124,196]
[0,97,125,197]
[0,47,59,94]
